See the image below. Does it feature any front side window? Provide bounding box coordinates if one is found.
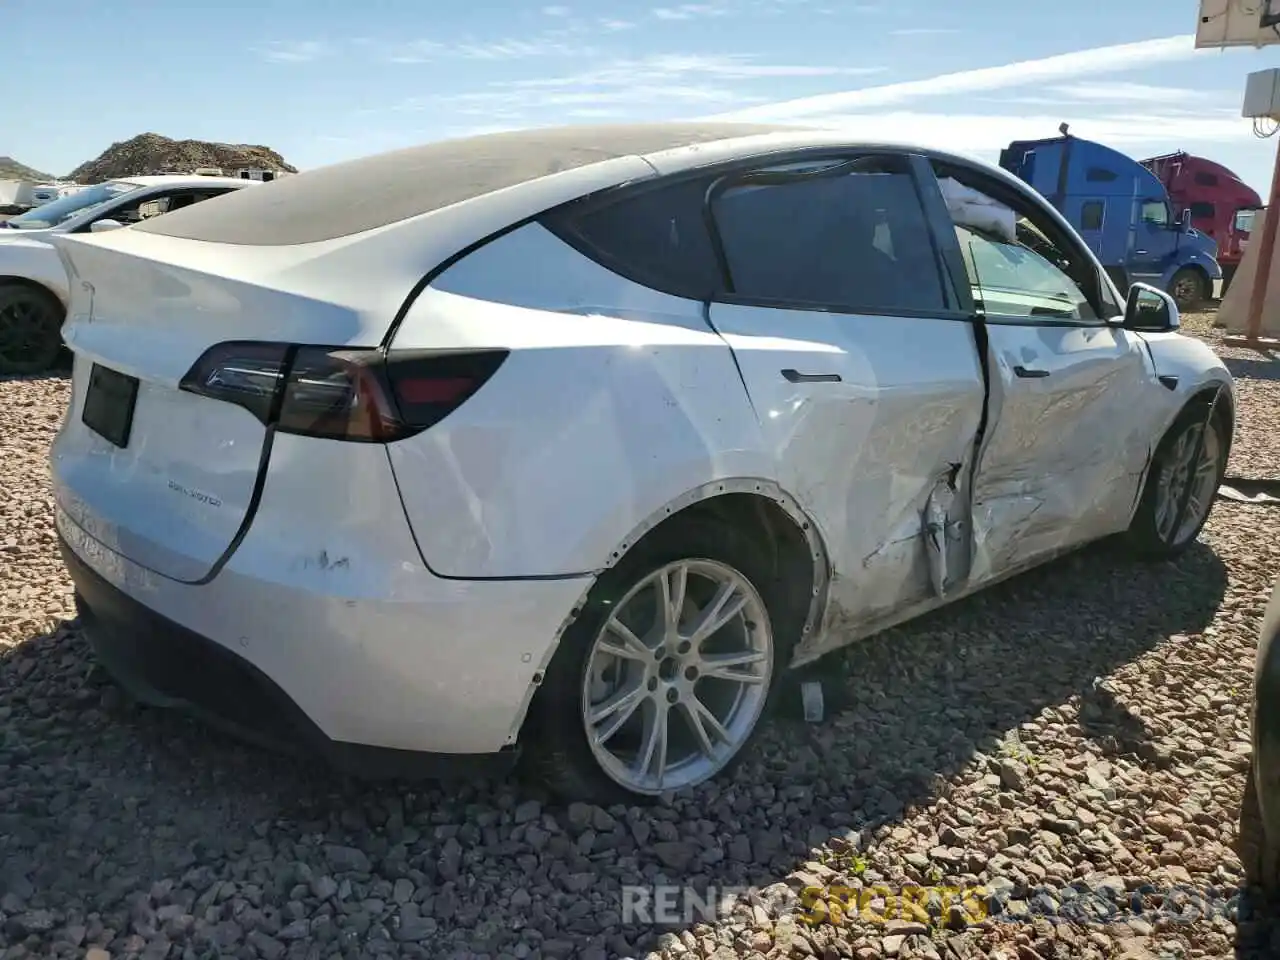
[710,155,946,314]
[1189,201,1216,219]
[959,225,1098,321]
[102,188,235,226]
[1140,201,1171,227]
[1235,208,1257,234]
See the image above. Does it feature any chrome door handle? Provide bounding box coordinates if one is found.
[1135,249,1148,254]
[781,369,842,383]
[1013,365,1050,378]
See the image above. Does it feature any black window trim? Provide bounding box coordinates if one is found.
[922,159,1121,329]
[540,145,975,323]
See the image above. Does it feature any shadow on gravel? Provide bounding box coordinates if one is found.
[1224,355,1280,382]
[0,538,1229,959]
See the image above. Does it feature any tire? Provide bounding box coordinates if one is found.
[1168,267,1209,312]
[1124,399,1227,560]
[1240,759,1280,895]
[523,517,796,805]
[0,284,64,376]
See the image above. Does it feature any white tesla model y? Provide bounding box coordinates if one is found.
[49,123,1234,803]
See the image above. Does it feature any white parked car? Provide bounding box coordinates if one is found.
[0,175,257,374]
[49,124,1234,803]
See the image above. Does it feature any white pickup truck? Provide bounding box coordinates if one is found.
[0,174,257,374]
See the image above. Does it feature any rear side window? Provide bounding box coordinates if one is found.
[710,156,945,314]
[540,177,723,300]
[1081,201,1104,231]
[1086,167,1117,182]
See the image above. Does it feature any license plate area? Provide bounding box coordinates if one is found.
[82,363,139,448]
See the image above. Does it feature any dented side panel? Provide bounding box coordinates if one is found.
[705,303,985,663]
[966,322,1167,583]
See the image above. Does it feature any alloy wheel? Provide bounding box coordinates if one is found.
[580,558,774,795]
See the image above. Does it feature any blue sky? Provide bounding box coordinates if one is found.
[5,0,1280,193]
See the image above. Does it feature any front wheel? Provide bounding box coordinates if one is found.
[0,284,64,376]
[1124,401,1226,559]
[525,519,787,804]
[1168,267,1210,312]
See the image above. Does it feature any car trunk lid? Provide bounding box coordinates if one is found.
[50,232,378,583]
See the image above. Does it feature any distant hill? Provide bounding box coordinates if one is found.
[68,133,296,183]
[0,156,53,181]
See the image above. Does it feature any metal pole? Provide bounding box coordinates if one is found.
[1243,135,1280,341]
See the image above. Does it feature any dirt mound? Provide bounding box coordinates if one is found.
[0,156,53,181]
[68,133,296,183]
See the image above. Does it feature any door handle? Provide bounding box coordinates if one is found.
[781,369,842,383]
[1135,249,1148,255]
[1013,365,1050,379]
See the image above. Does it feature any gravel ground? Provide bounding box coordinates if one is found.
[1,312,1278,960]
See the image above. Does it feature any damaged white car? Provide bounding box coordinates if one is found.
[49,124,1233,803]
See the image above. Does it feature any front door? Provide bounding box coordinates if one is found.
[1129,198,1179,285]
[938,173,1168,583]
[703,152,987,654]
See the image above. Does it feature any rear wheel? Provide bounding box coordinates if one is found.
[0,284,64,375]
[525,519,788,804]
[1168,267,1209,312]
[1125,401,1226,559]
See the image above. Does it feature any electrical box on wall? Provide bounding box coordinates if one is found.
[1243,68,1280,120]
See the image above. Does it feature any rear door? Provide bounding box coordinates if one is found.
[929,161,1168,583]
[704,152,987,644]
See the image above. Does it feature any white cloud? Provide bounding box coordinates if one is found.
[705,35,1207,120]
[652,4,729,20]
[599,18,637,31]
[541,4,572,14]
[256,40,329,63]
[383,35,594,63]
[1047,81,1215,104]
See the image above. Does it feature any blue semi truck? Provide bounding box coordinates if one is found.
[999,127,1222,310]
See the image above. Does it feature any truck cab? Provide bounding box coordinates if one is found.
[1140,151,1262,292]
[999,132,1222,309]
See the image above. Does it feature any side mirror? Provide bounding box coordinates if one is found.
[1123,282,1180,333]
[89,219,124,233]
[1179,208,1193,232]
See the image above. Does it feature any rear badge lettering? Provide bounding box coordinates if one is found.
[167,479,223,508]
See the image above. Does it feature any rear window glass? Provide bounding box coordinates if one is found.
[541,177,723,300]
[130,123,791,246]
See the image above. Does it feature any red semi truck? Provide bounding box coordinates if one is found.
[1141,151,1263,293]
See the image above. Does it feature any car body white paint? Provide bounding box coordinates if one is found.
[0,175,255,307]
[49,127,1235,761]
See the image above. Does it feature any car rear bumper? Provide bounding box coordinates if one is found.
[63,534,517,780]
[56,504,593,771]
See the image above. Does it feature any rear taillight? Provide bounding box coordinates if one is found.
[180,342,507,443]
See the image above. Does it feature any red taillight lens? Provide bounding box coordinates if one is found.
[180,342,507,443]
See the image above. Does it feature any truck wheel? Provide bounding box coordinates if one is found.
[0,285,64,376]
[1168,267,1209,312]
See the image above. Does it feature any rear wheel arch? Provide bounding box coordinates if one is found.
[517,483,830,801]
[0,275,65,307]
[599,481,829,647]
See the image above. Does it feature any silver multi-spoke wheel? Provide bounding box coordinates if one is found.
[1154,418,1221,545]
[581,558,774,795]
